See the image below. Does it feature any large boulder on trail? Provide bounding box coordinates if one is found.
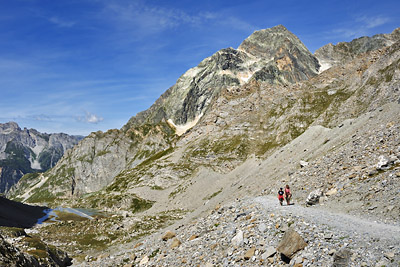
[305,189,323,205]
[277,228,307,259]
[376,155,390,170]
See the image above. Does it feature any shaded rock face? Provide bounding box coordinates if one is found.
[0,231,72,267]
[0,235,40,267]
[172,47,244,125]
[61,122,175,196]
[0,122,83,192]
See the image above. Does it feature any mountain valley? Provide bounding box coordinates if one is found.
[1,25,400,266]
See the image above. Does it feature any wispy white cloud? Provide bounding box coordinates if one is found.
[103,2,212,34]
[356,15,389,29]
[0,58,36,73]
[77,111,104,124]
[101,1,254,36]
[48,16,76,28]
[330,14,391,40]
[29,114,53,121]
[217,16,255,32]
[26,5,78,29]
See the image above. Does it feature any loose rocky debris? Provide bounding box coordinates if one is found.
[18,103,400,266]
[83,196,399,266]
[266,104,400,225]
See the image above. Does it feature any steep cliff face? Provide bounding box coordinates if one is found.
[59,122,175,196]
[0,122,82,192]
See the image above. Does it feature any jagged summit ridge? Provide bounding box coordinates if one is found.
[315,26,400,72]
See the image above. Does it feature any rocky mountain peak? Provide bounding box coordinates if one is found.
[11,25,400,205]
[0,122,21,134]
[238,24,307,57]
[391,27,400,39]
[237,25,320,84]
[124,25,320,131]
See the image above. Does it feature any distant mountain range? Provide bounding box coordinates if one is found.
[0,122,83,192]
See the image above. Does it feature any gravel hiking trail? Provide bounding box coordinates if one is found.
[253,195,400,245]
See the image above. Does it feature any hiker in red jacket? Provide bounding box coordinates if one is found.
[285,184,292,205]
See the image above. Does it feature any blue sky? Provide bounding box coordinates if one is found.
[0,0,399,136]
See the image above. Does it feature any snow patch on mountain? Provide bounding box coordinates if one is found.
[317,58,333,73]
[167,113,203,136]
[30,144,45,170]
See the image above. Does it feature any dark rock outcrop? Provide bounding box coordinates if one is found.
[0,196,47,228]
[0,230,72,267]
[0,234,40,267]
